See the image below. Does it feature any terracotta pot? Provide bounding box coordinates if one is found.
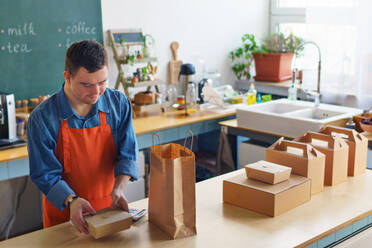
[253,53,294,82]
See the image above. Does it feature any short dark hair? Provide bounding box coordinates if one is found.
[65,40,108,76]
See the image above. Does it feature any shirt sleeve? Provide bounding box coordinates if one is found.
[27,112,75,210]
[114,94,139,181]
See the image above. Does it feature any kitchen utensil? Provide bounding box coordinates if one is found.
[178,63,195,96]
[169,41,183,85]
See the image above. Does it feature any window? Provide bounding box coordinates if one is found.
[270,0,364,95]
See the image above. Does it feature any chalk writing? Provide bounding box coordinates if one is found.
[7,22,36,36]
[65,21,96,35]
[6,42,32,53]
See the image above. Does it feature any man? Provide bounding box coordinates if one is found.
[27,40,138,234]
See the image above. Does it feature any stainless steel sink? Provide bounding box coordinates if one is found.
[237,99,363,138]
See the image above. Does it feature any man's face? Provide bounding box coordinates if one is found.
[64,66,108,105]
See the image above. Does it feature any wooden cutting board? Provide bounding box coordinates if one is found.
[169,41,183,85]
[85,208,132,239]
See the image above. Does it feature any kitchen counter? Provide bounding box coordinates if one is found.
[2,169,372,248]
[0,146,28,163]
[0,109,235,164]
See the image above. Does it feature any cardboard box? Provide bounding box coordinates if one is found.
[266,138,325,195]
[85,208,132,239]
[244,160,291,184]
[320,126,368,177]
[295,132,349,186]
[223,172,311,217]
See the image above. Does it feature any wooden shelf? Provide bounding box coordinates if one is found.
[127,80,165,88]
[120,57,157,65]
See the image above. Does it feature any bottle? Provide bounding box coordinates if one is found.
[247,83,257,105]
[257,93,262,104]
[288,83,297,101]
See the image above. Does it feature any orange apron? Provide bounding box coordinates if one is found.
[42,111,117,228]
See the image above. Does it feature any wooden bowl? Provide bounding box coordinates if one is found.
[354,113,372,132]
[360,122,372,133]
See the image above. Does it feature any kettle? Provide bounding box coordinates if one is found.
[178,63,195,96]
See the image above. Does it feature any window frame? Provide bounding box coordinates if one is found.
[270,0,306,33]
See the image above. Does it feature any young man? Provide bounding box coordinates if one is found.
[27,40,138,234]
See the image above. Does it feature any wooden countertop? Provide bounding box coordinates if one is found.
[0,146,28,163]
[133,109,235,135]
[0,109,235,163]
[219,119,294,139]
[2,169,372,248]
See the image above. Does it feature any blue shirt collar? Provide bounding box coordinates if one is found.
[57,83,110,120]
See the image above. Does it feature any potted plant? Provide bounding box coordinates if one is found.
[229,34,260,81]
[253,33,304,82]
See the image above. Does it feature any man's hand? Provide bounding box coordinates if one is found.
[70,198,96,235]
[110,175,130,212]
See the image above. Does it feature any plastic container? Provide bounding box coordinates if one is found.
[17,119,25,137]
[257,93,262,104]
[247,83,257,105]
[287,83,297,101]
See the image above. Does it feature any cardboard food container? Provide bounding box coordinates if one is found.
[244,160,291,184]
[320,126,368,177]
[85,208,132,239]
[295,132,349,186]
[266,138,325,195]
[223,172,311,217]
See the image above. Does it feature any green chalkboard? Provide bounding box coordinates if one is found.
[0,0,103,100]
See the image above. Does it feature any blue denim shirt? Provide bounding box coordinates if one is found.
[27,84,138,210]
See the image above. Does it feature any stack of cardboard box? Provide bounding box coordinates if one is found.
[223,160,311,217]
[223,125,368,217]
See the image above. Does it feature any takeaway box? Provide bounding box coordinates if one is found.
[223,172,311,217]
[295,132,348,186]
[266,138,325,195]
[320,126,368,177]
[244,160,291,184]
[85,208,132,239]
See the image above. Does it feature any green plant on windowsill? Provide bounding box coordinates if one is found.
[253,32,304,82]
[229,34,260,81]
[259,32,304,56]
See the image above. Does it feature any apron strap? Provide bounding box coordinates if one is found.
[99,111,107,125]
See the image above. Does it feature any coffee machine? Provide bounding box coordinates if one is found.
[0,93,17,141]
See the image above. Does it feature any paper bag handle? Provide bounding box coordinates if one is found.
[184,130,194,151]
[281,140,318,158]
[152,133,161,146]
[152,133,161,156]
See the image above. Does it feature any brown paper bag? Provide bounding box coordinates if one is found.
[148,132,197,239]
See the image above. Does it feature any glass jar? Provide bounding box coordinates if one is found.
[165,84,177,106]
[186,82,197,107]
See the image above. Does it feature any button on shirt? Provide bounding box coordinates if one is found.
[27,85,138,210]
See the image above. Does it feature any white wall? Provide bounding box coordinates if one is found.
[101,0,269,89]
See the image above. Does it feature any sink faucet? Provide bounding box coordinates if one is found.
[293,41,322,107]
